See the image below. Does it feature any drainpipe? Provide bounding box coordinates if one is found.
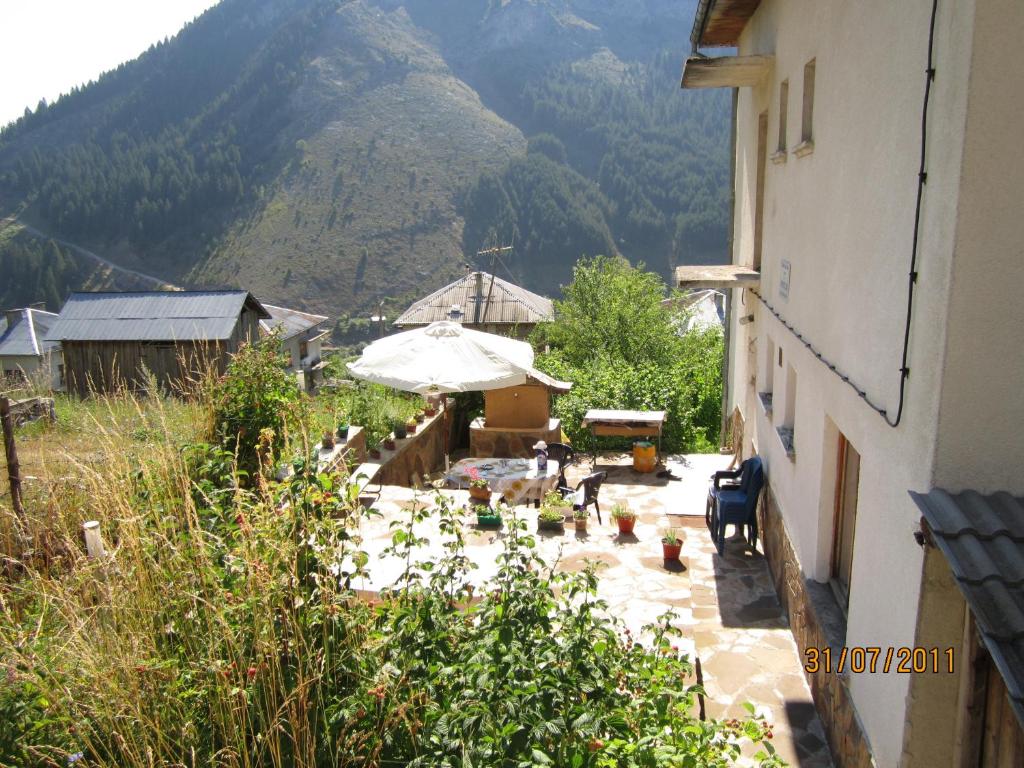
[719,87,739,451]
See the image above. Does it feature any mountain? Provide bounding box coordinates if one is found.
[0,0,729,320]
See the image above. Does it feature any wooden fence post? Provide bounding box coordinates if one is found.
[83,521,106,558]
[0,396,26,525]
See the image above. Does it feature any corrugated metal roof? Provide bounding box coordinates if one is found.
[911,488,1024,725]
[395,272,554,327]
[260,303,329,341]
[46,291,270,342]
[0,308,60,357]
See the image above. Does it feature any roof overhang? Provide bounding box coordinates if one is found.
[682,54,773,89]
[676,264,761,291]
[691,0,764,49]
[911,488,1024,726]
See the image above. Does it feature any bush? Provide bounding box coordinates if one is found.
[207,331,303,476]
[533,257,724,452]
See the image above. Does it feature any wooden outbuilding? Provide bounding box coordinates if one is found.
[47,290,270,395]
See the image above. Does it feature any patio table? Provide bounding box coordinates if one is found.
[445,457,560,506]
[581,409,666,461]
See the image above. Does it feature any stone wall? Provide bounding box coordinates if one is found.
[758,484,878,768]
[469,417,561,458]
[378,410,447,486]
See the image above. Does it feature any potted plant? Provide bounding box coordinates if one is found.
[573,507,589,532]
[415,410,425,424]
[474,503,502,527]
[467,467,491,502]
[383,435,396,451]
[611,504,637,535]
[393,419,407,440]
[542,489,573,519]
[662,528,683,561]
[321,430,335,449]
[336,422,350,441]
[369,446,382,459]
[406,417,418,435]
[423,404,437,417]
[538,507,565,532]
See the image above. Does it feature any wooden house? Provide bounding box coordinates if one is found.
[47,291,270,395]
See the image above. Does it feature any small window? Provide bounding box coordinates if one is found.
[58,364,65,386]
[777,79,789,152]
[830,434,860,610]
[299,340,309,360]
[759,337,775,415]
[801,59,816,145]
[777,361,796,458]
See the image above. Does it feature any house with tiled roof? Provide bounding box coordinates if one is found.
[0,305,63,390]
[259,303,330,392]
[395,271,553,339]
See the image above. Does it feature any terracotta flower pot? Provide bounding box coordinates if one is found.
[383,438,396,451]
[574,518,588,532]
[615,517,636,535]
[407,423,417,435]
[469,485,491,502]
[369,448,381,459]
[662,541,682,561]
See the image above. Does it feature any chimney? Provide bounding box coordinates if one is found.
[4,309,23,328]
[473,271,483,325]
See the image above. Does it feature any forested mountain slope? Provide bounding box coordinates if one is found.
[0,0,729,316]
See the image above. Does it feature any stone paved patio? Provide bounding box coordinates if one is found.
[351,453,833,767]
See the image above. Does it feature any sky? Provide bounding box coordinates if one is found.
[0,0,221,127]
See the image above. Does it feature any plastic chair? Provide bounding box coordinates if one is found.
[559,471,607,524]
[709,457,764,554]
[545,442,576,487]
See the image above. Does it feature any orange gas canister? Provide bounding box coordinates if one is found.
[632,441,657,473]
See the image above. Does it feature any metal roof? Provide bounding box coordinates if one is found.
[395,272,554,328]
[911,488,1024,725]
[46,291,270,342]
[260,303,329,341]
[0,308,60,357]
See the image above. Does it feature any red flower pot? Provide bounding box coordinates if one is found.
[615,517,636,535]
[662,541,682,561]
[469,485,491,502]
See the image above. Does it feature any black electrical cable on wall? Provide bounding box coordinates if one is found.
[886,0,939,428]
[752,0,938,428]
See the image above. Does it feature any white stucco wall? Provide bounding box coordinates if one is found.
[1,352,63,391]
[723,1,978,764]
[932,0,1024,495]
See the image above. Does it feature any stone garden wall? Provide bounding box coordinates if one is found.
[469,417,562,459]
[377,410,447,486]
[758,485,878,768]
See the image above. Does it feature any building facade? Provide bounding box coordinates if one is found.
[259,304,330,392]
[682,1,1024,766]
[0,307,63,390]
[48,291,269,396]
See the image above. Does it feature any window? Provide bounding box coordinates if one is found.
[797,59,816,155]
[299,340,309,361]
[770,80,786,163]
[777,361,797,458]
[830,434,860,610]
[58,364,65,386]
[754,111,768,268]
[759,337,775,415]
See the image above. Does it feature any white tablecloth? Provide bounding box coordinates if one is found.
[445,457,560,505]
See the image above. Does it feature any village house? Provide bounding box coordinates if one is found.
[47,290,269,396]
[0,305,62,390]
[259,303,329,392]
[680,1,1024,766]
[394,270,554,339]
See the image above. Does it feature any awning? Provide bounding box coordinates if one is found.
[911,488,1024,725]
[675,264,761,290]
[682,54,773,89]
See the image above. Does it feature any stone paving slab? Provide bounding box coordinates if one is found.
[353,453,833,767]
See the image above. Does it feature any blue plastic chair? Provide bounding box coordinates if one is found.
[708,457,764,554]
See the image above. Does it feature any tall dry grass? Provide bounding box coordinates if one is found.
[0,372,374,767]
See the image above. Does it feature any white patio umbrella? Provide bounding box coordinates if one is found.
[346,320,540,394]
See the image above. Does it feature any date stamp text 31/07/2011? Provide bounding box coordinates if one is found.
[804,647,954,675]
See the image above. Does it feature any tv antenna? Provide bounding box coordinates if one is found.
[473,243,514,325]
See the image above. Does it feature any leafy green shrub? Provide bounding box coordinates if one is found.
[533,256,724,452]
[207,331,302,476]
